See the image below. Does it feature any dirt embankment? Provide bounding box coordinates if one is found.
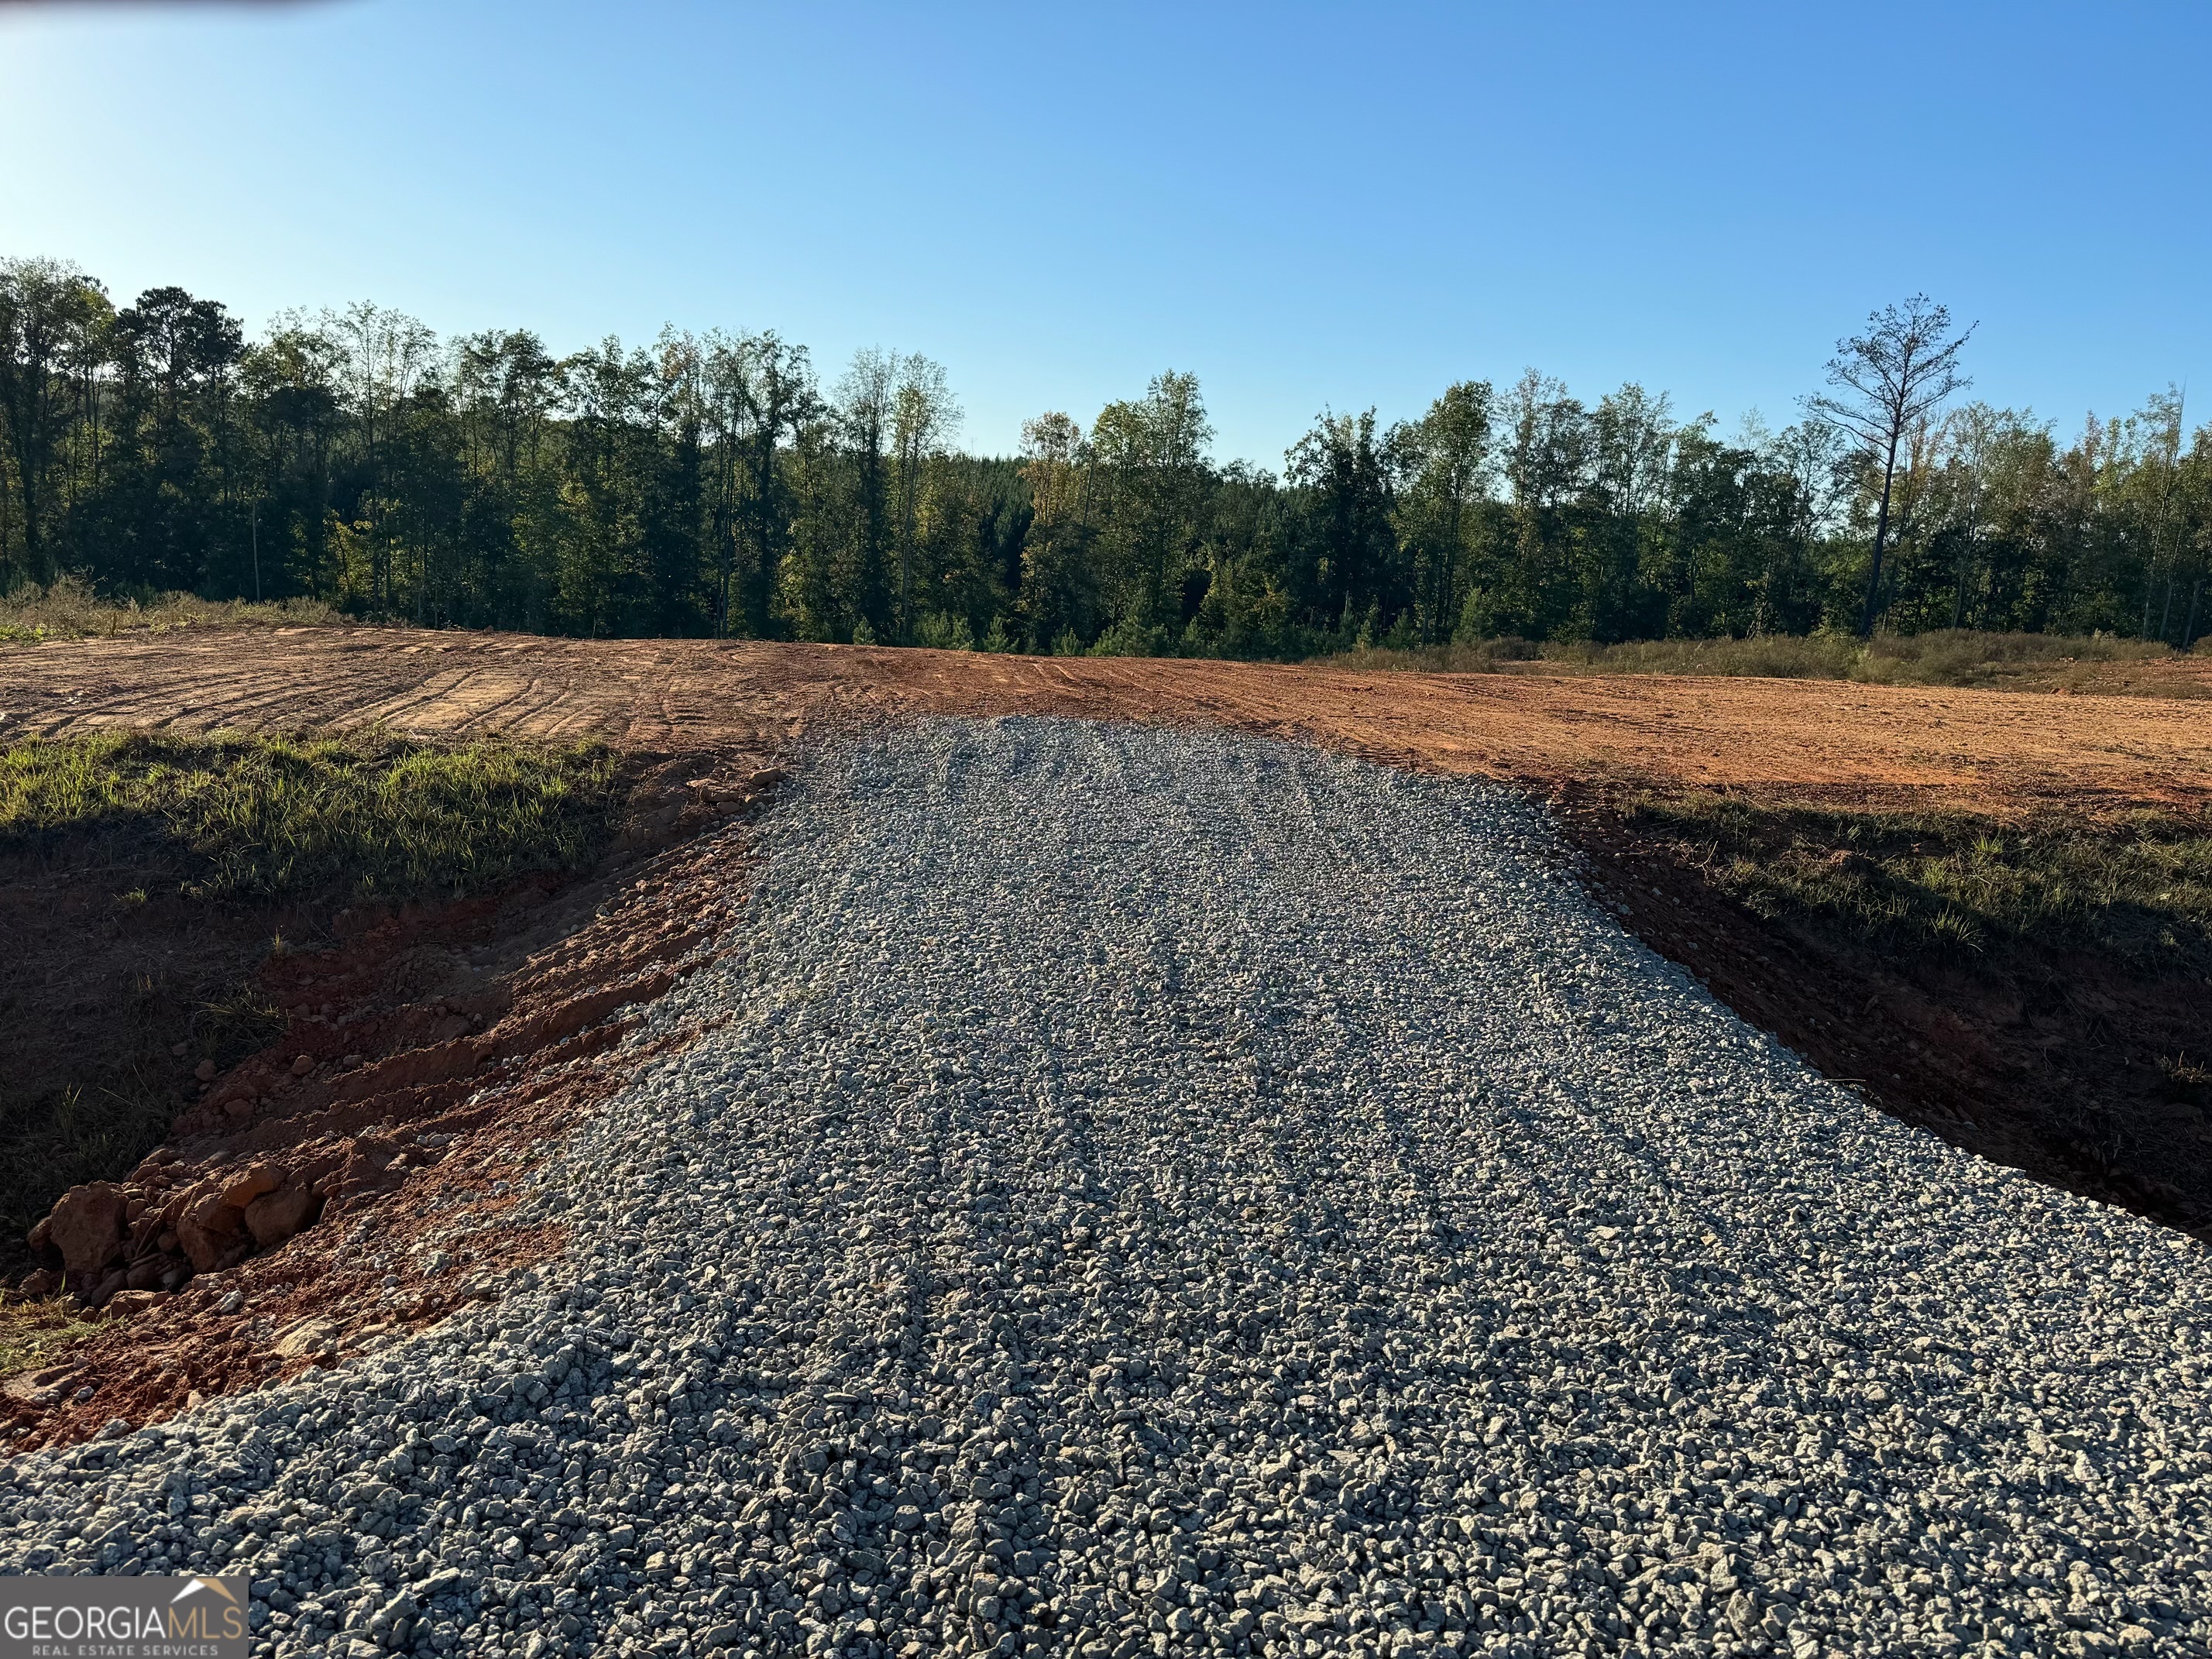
[2,753,781,1451]
[1551,790,2211,1245]
[1,629,2207,1448]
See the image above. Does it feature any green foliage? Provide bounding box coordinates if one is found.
[0,730,625,901]
[1329,628,2199,692]
[914,610,974,651]
[1629,792,2212,971]
[5,257,2209,661]
[0,575,338,642]
[1087,617,1173,658]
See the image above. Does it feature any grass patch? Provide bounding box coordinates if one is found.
[0,1295,116,1384]
[0,575,338,644]
[0,730,627,901]
[1628,792,2212,970]
[1328,629,2205,692]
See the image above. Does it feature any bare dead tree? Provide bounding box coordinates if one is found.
[1809,295,1974,637]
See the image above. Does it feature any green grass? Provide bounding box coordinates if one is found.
[1328,628,2205,692]
[1627,792,2212,970]
[0,1294,117,1383]
[0,576,338,644]
[0,730,627,901]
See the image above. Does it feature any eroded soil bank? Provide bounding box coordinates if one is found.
[2,752,781,1449]
[1558,789,2211,1245]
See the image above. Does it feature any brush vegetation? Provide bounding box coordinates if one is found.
[0,575,338,644]
[0,729,627,900]
[1631,791,2212,970]
[1331,629,2210,694]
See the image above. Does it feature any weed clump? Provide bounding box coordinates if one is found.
[0,577,339,644]
[1628,792,2212,970]
[0,730,625,901]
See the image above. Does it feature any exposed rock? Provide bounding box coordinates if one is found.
[291,1053,316,1077]
[193,1059,217,1082]
[220,1163,283,1208]
[123,1256,170,1292]
[45,1183,128,1278]
[15,1269,60,1298]
[2,1363,77,1407]
[105,1290,160,1318]
[173,1189,248,1273]
[270,1317,340,1360]
[244,1184,318,1249]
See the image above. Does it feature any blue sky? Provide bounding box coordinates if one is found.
[3,0,2207,464]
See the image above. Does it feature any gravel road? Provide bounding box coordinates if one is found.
[5,719,2209,1659]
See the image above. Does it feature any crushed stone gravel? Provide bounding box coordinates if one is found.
[4,718,2209,1659]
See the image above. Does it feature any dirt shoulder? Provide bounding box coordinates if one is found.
[2,628,2206,812]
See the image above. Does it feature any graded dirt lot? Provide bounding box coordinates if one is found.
[2,627,2208,812]
[1,629,2207,1462]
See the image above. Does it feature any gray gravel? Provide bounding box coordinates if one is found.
[5,718,2210,1659]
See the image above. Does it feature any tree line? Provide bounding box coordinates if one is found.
[2,258,2206,654]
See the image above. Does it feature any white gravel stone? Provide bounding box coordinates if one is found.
[3,719,2210,1659]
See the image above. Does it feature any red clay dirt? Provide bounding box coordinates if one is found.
[2,630,2207,1450]
[1,627,2207,812]
[2,751,773,1451]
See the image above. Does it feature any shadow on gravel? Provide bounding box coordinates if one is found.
[1555,783,2212,1243]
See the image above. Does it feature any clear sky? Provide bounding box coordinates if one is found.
[4,0,2207,465]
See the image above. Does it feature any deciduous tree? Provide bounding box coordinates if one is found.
[0,258,111,582]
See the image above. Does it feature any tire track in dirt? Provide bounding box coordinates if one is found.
[5,629,2209,812]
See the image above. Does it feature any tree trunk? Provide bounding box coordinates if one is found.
[18,462,45,585]
[1856,432,1901,639]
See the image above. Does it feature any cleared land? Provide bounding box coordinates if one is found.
[1,627,2208,809]
[0,634,2205,1452]
[7,722,2209,1659]
[2,631,2208,1251]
